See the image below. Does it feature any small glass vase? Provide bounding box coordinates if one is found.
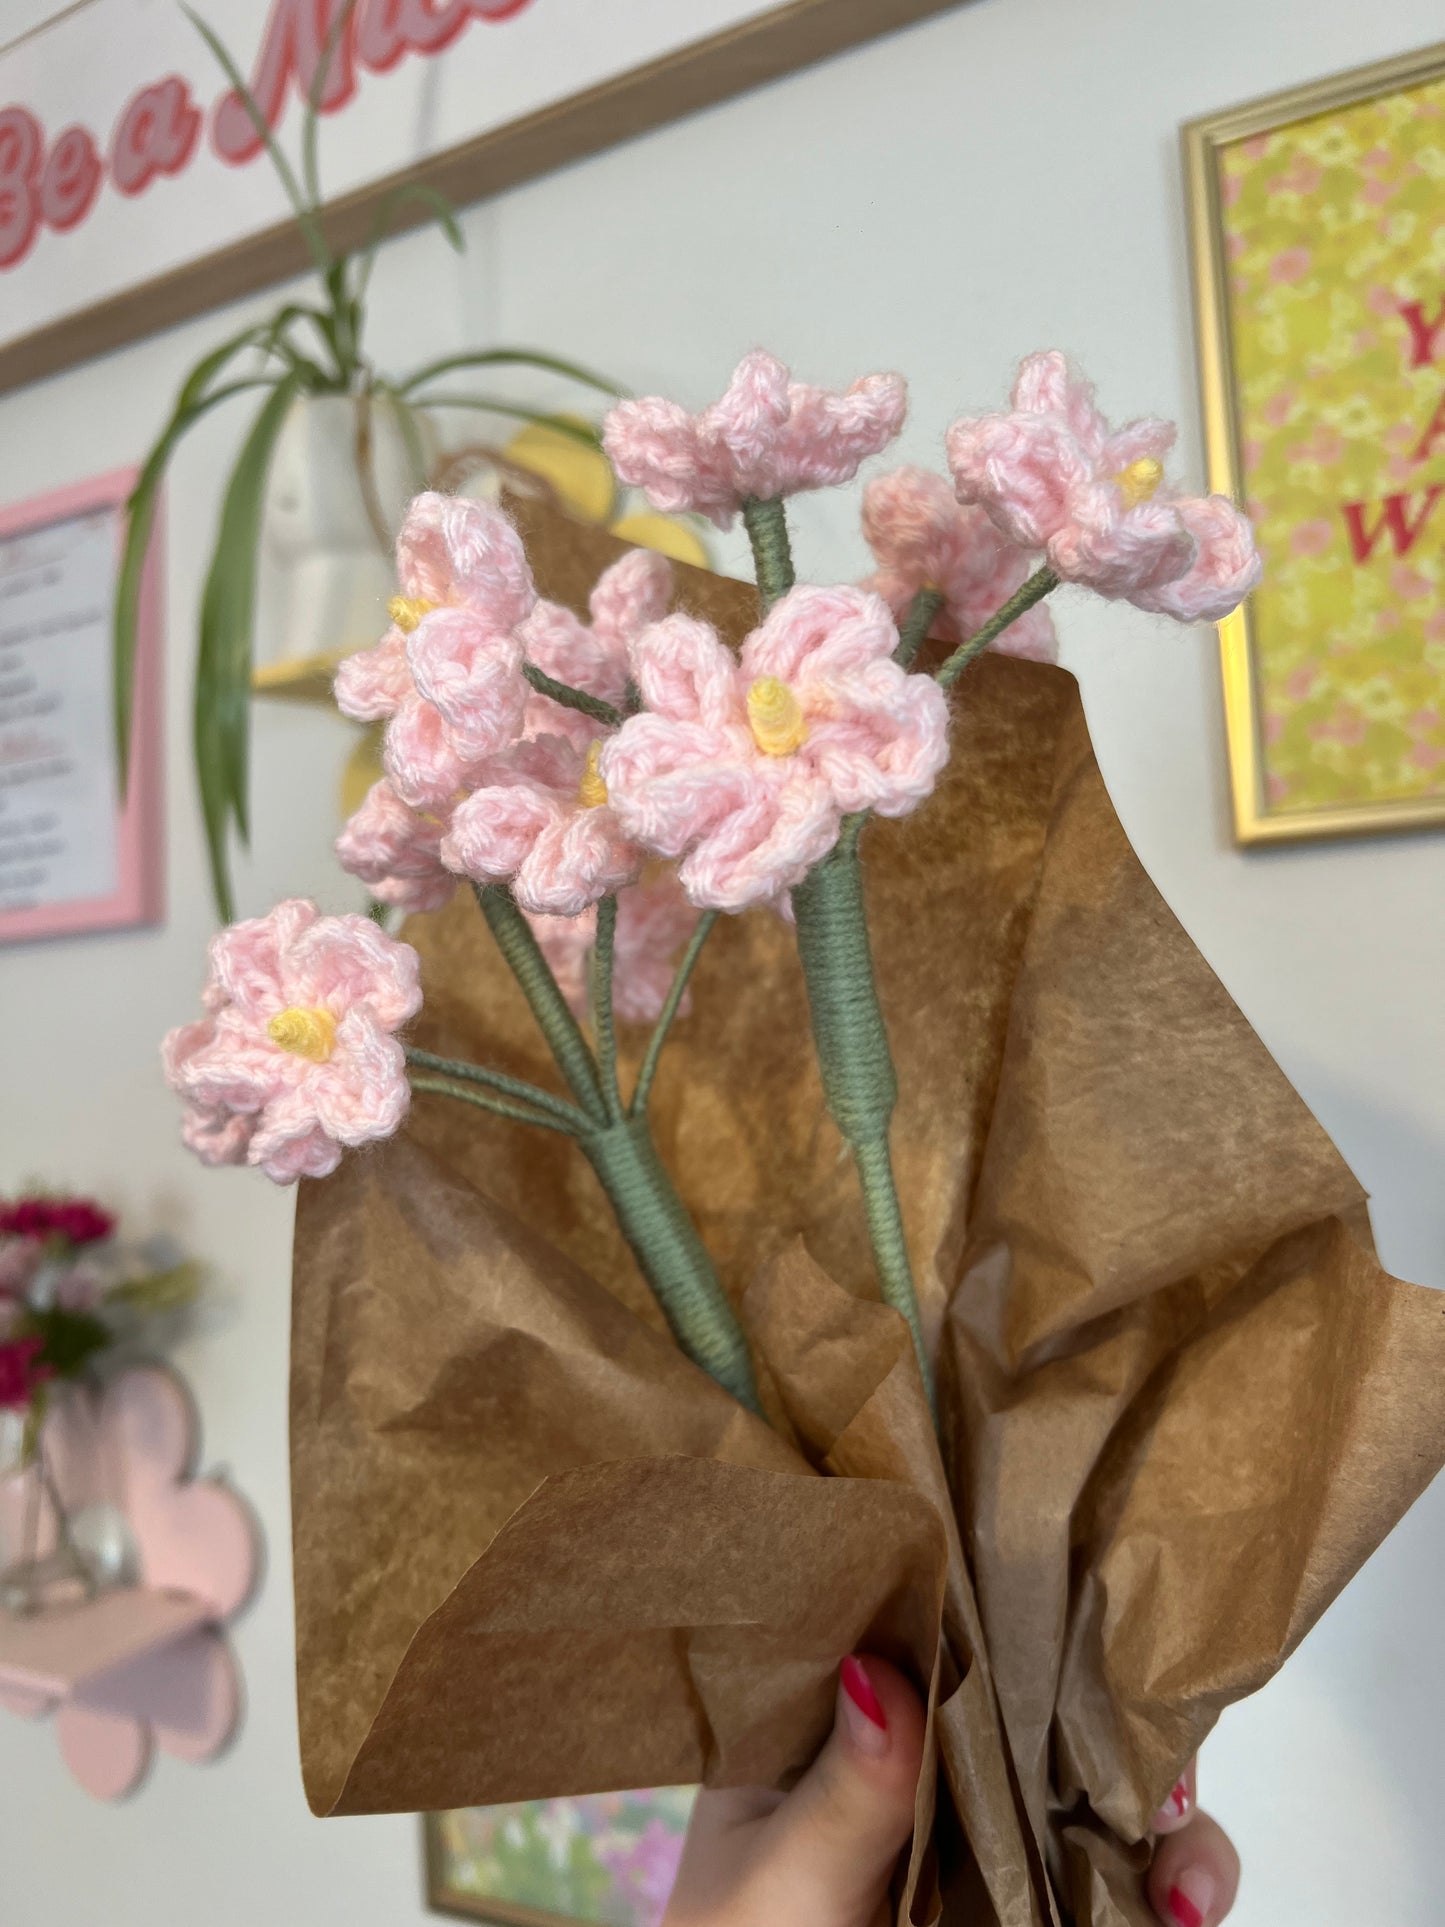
[0,1386,118,1618]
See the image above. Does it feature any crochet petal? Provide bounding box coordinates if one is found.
[206,898,315,1018]
[440,782,558,884]
[768,371,907,497]
[679,772,839,912]
[334,629,411,721]
[810,672,950,817]
[512,807,640,917]
[285,911,422,1029]
[744,585,899,686]
[602,396,737,525]
[627,613,741,729]
[335,781,449,895]
[588,548,673,653]
[406,607,525,756]
[398,492,536,626]
[308,1013,411,1145]
[1046,488,1196,600]
[383,693,478,813]
[1130,494,1262,622]
[601,715,755,856]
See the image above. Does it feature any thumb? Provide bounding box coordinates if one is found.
[755,1655,927,1927]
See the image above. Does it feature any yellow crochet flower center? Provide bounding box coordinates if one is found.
[577,740,609,808]
[746,676,807,757]
[1113,457,1164,509]
[267,1006,337,1062]
[388,595,438,634]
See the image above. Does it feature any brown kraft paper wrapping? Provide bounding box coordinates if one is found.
[290,504,1445,1925]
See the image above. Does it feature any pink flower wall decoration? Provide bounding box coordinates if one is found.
[861,466,1058,663]
[603,350,907,528]
[946,351,1261,620]
[334,493,534,811]
[601,585,949,911]
[161,900,421,1185]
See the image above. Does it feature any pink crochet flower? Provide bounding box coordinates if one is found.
[861,467,1058,663]
[161,900,421,1185]
[600,585,949,912]
[603,351,908,528]
[441,734,641,917]
[946,352,1261,619]
[335,780,456,915]
[527,870,699,1025]
[334,494,534,810]
[522,548,672,740]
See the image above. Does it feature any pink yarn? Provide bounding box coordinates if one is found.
[527,869,699,1025]
[335,780,456,915]
[162,900,421,1185]
[441,734,641,917]
[861,466,1058,663]
[603,351,908,528]
[522,548,672,739]
[946,352,1261,619]
[333,493,534,811]
[600,586,949,912]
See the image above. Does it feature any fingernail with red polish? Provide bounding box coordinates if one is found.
[1153,1777,1192,1827]
[839,1655,889,1756]
[1167,1869,1214,1927]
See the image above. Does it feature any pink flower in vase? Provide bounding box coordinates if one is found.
[946,352,1261,620]
[861,466,1057,662]
[334,494,534,811]
[335,780,457,914]
[603,350,907,528]
[441,733,641,917]
[0,1334,50,1410]
[528,871,700,1025]
[522,548,673,740]
[162,900,421,1185]
[0,1197,114,1246]
[601,585,949,912]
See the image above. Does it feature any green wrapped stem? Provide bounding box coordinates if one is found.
[475,883,607,1122]
[741,496,795,609]
[581,1114,760,1413]
[791,819,934,1407]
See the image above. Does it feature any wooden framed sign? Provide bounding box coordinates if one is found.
[0,466,163,943]
[1184,42,1445,845]
[0,0,968,396]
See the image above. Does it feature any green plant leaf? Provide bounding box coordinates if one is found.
[24,1307,111,1379]
[184,5,332,279]
[194,373,303,922]
[397,347,626,399]
[114,329,281,790]
[105,1261,203,1314]
[301,0,360,216]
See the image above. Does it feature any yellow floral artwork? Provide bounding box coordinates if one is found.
[1211,65,1445,823]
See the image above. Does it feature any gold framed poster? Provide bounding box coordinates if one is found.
[1183,43,1445,844]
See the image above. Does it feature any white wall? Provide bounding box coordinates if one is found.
[2,2,1443,1922]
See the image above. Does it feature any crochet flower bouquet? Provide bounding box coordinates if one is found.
[166,354,1445,1927]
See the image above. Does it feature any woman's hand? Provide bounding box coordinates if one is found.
[663,1656,1241,1927]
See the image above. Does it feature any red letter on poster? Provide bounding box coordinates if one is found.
[111,77,201,197]
[212,0,357,165]
[1341,485,1444,563]
[0,107,43,269]
[1409,389,1445,467]
[1400,297,1445,370]
[39,125,102,232]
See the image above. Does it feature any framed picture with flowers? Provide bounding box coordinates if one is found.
[423,1789,696,1927]
[1183,40,1445,844]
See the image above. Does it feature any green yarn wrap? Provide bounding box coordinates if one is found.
[475,882,759,1415]
[791,820,934,1407]
[580,1113,759,1412]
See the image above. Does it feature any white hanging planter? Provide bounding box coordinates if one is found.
[258,392,425,669]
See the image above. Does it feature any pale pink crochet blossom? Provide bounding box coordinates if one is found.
[527,870,699,1024]
[162,900,421,1185]
[441,733,640,917]
[861,467,1058,663]
[600,586,949,912]
[522,548,672,740]
[335,780,456,915]
[334,493,534,810]
[946,352,1261,619]
[603,351,907,528]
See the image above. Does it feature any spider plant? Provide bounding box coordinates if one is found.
[114,3,622,922]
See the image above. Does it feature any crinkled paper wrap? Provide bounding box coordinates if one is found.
[290,504,1445,1925]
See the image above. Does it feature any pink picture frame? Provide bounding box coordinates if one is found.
[0,466,163,944]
